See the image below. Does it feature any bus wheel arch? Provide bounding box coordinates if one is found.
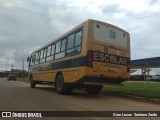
[55,72,73,95]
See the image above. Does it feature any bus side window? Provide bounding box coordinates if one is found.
[67,34,75,49]
[35,52,39,64]
[51,44,55,55]
[44,48,47,58]
[66,29,83,56]
[40,49,47,63]
[37,51,41,63]
[61,38,66,51]
[76,46,81,54]
[75,30,82,46]
[40,49,44,59]
[55,41,61,53]
[30,55,36,66]
[47,46,51,57]
[46,46,52,62]
[51,44,55,60]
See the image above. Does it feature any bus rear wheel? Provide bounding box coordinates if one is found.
[86,85,103,94]
[29,76,36,88]
[55,74,73,95]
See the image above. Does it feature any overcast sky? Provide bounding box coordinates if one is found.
[0,0,160,71]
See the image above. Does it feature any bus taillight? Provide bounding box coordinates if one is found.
[86,50,93,68]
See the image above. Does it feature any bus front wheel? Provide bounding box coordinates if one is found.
[86,85,103,94]
[55,74,73,95]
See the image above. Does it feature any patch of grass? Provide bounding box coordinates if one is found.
[102,81,160,99]
[16,77,29,83]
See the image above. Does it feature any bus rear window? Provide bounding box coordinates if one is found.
[93,23,128,48]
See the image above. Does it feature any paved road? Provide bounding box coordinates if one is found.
[0,77,160,120]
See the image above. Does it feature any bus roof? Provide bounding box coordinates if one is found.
[32,19,128,54]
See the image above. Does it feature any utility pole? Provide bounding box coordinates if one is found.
[146,63,150,83]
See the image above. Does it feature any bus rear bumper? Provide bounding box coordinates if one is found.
[75,76,126,86]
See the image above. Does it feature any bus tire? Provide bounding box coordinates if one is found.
[86,85,103,94]
[55,74,73,95]
[29,76,36,88]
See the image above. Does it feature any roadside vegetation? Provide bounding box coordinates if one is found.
[103,81,160,99]
[16,77,29,83]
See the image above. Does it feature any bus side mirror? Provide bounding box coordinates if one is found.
[27,57,30,62]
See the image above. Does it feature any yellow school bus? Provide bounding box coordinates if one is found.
[27,19,130,94]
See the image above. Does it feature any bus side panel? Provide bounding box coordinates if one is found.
[32,72,56,82]
[32,70,79,83]
[63,70,79,83]
[78,66,90,80]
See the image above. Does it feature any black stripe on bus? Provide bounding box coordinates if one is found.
[52,56,86,69]
[31,56,87,72]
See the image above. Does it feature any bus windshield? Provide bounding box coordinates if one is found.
[93,23,128,48]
